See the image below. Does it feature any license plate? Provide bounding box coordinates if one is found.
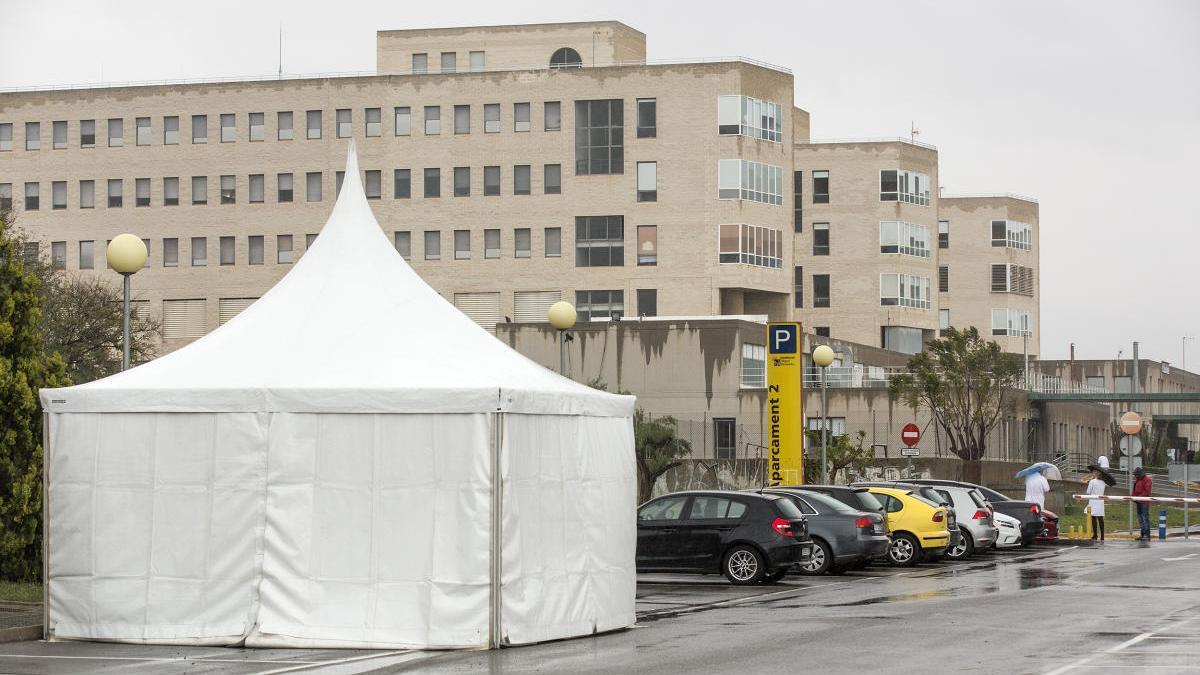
[872,524,885,534]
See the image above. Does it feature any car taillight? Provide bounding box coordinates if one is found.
[972,510,989,520]
[855,516,873,529]
[932,510,944,522]
[772,517,793,537]
[1029,504,1040,514]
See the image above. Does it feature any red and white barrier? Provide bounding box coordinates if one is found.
[1072,495,1199,504]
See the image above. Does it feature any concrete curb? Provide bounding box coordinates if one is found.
[0,625,43,643]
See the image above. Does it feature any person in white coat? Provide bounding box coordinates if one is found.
[1024,471,1050,509]
[1086,468,1107,542]
[1097,455,1109,469]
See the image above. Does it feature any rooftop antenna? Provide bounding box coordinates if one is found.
[278,23,283,78]
[910,121,920,143]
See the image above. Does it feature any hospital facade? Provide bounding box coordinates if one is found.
[1,20,1040,358]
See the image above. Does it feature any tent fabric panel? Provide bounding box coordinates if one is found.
[252,412,493,648]
[499,413,636,645]
[46,412,267,642]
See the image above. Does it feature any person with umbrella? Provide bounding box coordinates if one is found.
[1085,464,1116,542]
[1015,462,1060,509]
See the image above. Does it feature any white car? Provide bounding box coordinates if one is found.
[993,511,1023,549]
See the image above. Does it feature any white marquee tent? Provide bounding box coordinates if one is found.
[38,145,637,649]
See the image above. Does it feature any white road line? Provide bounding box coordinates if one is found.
[256,649,422,675]
[0,654,319,664]
[1043,616,1198,675]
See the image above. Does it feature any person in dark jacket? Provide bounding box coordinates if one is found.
[1132,467,1153,540]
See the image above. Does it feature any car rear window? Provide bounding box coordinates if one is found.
[855,491,885,512]
[969,490,988,508]
[799,491,854,513]
[773,497,804,520]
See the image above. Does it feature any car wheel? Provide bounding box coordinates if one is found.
[761,568,789,584]
[722,545,766,585]
[799,539,833,576]
[887,533,921,567]
[945,531,975,560]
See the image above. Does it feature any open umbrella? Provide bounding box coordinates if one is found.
[1015,462,1054,479]
[1086,464,1117,486]
[1041,464,1063,481]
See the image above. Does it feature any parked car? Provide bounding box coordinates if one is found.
[754,488,889,575]
[862,486,951,566]
[1039,510,1060,541]
[993,511,1024,548]
[909,479,1043,545]
[799,485,890,525]
[924,484,998,559]
[636,490,813,584]
[852,481,962,552]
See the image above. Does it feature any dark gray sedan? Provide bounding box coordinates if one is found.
[756,488,889,575]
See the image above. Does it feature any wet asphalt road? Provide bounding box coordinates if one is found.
[1,540,1197,674]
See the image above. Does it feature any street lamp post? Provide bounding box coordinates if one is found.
[547,301,577,376]
[812,344,836,483]
[105,234,148,371]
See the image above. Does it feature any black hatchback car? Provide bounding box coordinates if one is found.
[636,490,813,585]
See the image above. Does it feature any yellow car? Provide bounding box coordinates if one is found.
[866,487,951,566]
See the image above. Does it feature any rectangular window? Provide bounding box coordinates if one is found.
[514,228,531,258]
[249,174,265,203]
[191,114,207,143]
[412,53,428,74]
[938,220,949,248]
[277,173,293,202]
[939,308,950,336]
[248,235,264,265]
[394,107,411,136]
[79,180,94,208]
[220,113,235,142]
[717,95,783,142]
[135,178,150,207]
[365,170,381,199]
[637,225,657,266]
[21,241,38,262]
[134,117,150,145]
[306,172,322,202]
[0,123,11,151]
[52,181,66,209]
[812,170,829,203]
[112,120,130,147]
[544,164,561,194]
[575,99,624,175]
[78,240,94,269]
[939,265,949,293]
[484,229,500,259]
[879,221,930,257]
[25,122,40,150]
[484,103,500,133]
[277,235,293,264]
[393,231,411,259]
[248,112,264,141]
[453,105,470,134]
[514,165,531,195]
[991,308,1033,337]
[514,102,530,132]
[992,263,1035,295]
[991,220,1033,250]
[191,237,207,266]
[161,177,179,206]
[717,159,783,205]
[636,98,656,138]
[814,274,831,308]
[0,183,11,210]
[636,161,657,202]
[162,238,179,267]
[423,168,440,198]
[793,266,803,308]
[393,169,410,198]
[81,119,96,147]
[813,222,829,255]
[741,343,766,388]
[51,241,66,269]
[892,169,931,205]
[806,417,847,436]
[454,230,471,259]
[717,223,783,268]
[575,290,624,321]
[793,171,803,232]
[106,179,122,208]
[714,419,736,460]
[163,116,179,144]
[336,109,351,138]
[441,51,456,73]
[880,169,898,201]
[335,171,344,196]
[453,167,470,197]
[880,273,931,309]
[191,176,207,204]
[424,106,440,135]
[484,166,500,196]
[545,227,561,257]
[277,111,294,140]
[637,289,658,317]
[306,234,317,250]
[306,110,322,139]
[365,107,381,137]
[1087,375,1106,390]
[220,236,235,265]
[53,120,67,149]
[544,101,561,131]
[424,230,441,260]
[575,215,624,267]
[24,182,39,210]
[469,50,485,71]
[220,175,235,204]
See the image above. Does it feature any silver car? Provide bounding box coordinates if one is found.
[927,485,998,558]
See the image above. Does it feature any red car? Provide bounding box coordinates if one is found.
[1037,509,1059,541]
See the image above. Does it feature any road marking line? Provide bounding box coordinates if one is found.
[0,655,320,664]
[1161,553,1198,561]
[1043,616,1198,675]
[256,650,422,674]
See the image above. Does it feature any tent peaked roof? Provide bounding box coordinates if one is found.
[42,143,633,416]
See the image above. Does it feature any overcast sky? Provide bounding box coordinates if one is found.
[3,0,1197,366]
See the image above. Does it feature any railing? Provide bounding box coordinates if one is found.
[1024,372,1110,395]
[802,366,901,389]
[805,137,938,151]
[940,192,1040,204]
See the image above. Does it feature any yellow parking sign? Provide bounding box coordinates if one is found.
[766,322,804,486]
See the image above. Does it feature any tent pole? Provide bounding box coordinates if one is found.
[489,412,504,649]
[42,412,49,639]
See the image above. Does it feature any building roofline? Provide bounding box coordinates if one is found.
[940,193,1039,204]
[377,20,645,37]
[800,137,938,151]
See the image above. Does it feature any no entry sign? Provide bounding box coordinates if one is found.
[1119,411,1143,435]
[901,423,921,447]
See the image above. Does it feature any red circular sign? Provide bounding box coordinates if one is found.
[901,423,921,447]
